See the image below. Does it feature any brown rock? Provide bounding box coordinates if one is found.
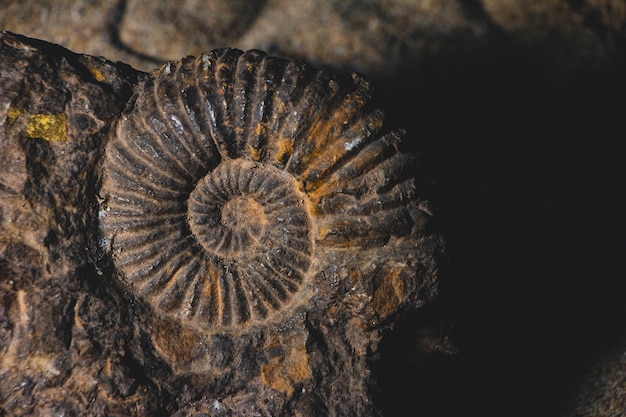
[0,32,444,416]
[1,0,624,76]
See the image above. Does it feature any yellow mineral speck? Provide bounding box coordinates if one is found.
[27,113,67,142]
[89,67,106,82]
[6,107,21,124]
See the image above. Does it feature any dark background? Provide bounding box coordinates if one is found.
[373,33,626,417]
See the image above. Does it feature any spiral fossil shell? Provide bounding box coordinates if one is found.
[99,48,418,334]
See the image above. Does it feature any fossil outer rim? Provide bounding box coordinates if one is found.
[99,48,420,336]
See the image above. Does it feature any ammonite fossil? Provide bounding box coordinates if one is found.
[2,32,442,416]
[99,48,425,339]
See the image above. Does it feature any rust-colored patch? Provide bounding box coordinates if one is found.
[261,333,312,397]
[372,267,406,319]
[26,113,67,142]
[249,147,263,161]
[89,67,106,82]
[204,266,218,299]
[254,122,266,137]
[275,137,294,165]
[150,316,202,363]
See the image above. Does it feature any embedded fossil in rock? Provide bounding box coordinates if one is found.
[0,33,443,415]
[99,48,427,341]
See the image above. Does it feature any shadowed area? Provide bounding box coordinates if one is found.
[372,38,626,416]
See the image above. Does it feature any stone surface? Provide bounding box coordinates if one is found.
[1,0,624,75]
[2,1,626,416]
[0,32,443,417]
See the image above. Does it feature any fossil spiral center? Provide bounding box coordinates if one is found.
[187,159,310,262]
[220,196,266,236]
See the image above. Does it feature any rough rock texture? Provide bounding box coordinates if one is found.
[2,1,626,417]
[0,32,155,416]
[0,32,443,417]
[1,0,624,75]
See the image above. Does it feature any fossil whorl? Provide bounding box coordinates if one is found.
[99,48,419,335]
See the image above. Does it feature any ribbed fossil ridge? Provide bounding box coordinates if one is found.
[99,48,418,333]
